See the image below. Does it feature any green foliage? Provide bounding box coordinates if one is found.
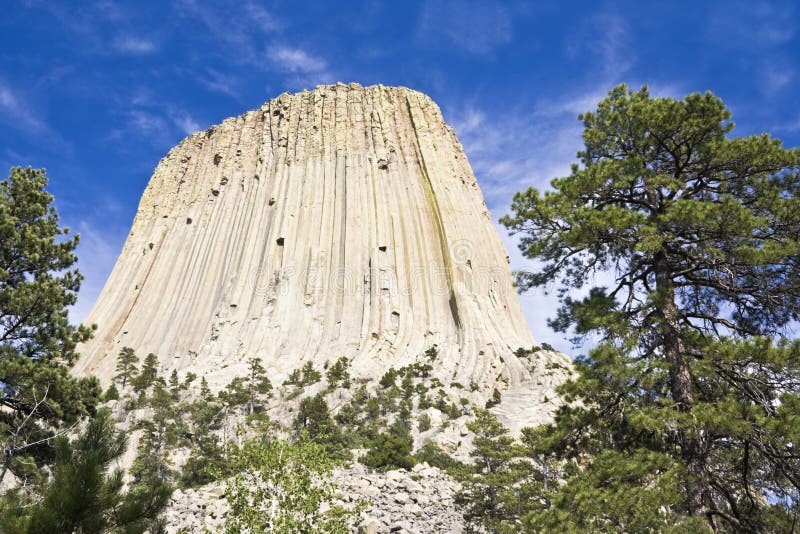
[414,440,468,476]
[199,376,211,398]
[114,347,139,389]
[501,84,800,531]
[132,353,159,392]
[417,413,431,432]
[522,449,699,533]
[220,358,272,415]
[325,357,351,389]
[284,361,321,387]
[484,389,501,409]
[0,409,170,533]
[183,372,197,388]
[219,377,250,409]
[168,369,180,393]
[246,357,272,401]
[293,393,349,459]
[424,345,438,362]
[0,167,101,485]
[300,361,321,385]
[283,368,302,387]
[103,384,120,402]
[457,410,553,534]
[225,435,360,533]
[180,395,227,489]
[131,382,179,485]
[434,390,462,419]
[361,429,415,471]
[334,386,382,447]
[379,368,398,388]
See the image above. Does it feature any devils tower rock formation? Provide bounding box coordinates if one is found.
[74,83,568,414]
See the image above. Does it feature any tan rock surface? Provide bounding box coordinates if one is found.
[74,83,564,405]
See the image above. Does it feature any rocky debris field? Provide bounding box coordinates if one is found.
[164,462,464,533]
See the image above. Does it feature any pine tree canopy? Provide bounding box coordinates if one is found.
[501,85,800,532]
[0,167,100,485]
[1,409,170,533]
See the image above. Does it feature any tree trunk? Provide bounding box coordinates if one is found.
[654,251,710,523]
[0,451,10,485]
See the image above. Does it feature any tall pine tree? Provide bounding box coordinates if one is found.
[113,347,138,390]
[0,167,100,485]
[502,85,800,532]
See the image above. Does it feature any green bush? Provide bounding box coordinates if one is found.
[326,357,351,389]
[414,440,467,475]
[293,394,349,460]
[361,432,415,471]
[418,413,432,432]
[103,384,120,402]
[485,389,502,409]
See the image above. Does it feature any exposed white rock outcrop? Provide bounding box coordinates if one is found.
[74,83,567,409]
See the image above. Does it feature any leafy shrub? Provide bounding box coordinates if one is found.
[226,436,360,533]
[414,440,467,475]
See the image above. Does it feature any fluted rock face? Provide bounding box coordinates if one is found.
[74,83,560,404]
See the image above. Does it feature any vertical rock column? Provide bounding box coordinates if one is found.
[74,83,540,403]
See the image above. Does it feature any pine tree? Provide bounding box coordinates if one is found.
[1,409,169,533]
[0,167,101,485]
[132,382,178,485]
[132,353,159,392]
[300,361,321,385]
[199,376,211,398]
[245,357,272,415]
[325,357,351,389]
[180,394,227,488]
[456,409,529,533]
[114,347,139,389]
[293,394,339,441]
[501,84,800,531]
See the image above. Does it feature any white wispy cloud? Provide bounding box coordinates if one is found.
[774,115,800,133]
[566,12,631,82]
[418,0,513,55]
[707,1,796,98]
[114,35,157,54]
[269,46,328,73]
[762,63,794,95]
[116,107,202,144]
[171,112,201,135]
[267,45,336,89]
[0,83,48,134]
[200,68,239,98]
[128,109,169,136]
[176,0,280,65]
[709,1,795,48]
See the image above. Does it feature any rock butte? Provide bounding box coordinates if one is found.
[74,83,570,423]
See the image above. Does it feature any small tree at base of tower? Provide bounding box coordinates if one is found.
[114,347,139,390]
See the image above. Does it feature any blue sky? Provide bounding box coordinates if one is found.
[1,0,799,353]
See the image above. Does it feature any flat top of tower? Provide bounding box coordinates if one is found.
[264,82,433,105]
